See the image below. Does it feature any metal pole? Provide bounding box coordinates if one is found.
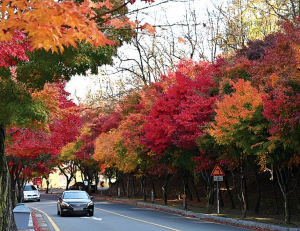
[183,187,186,210]
[151,190,154,203]
[217,180,219,215]
[118,187,120,198]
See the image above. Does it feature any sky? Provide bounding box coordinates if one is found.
[65,0,212,103]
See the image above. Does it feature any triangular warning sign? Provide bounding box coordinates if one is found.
[211,164,225,176]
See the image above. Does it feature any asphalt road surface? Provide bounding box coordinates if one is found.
[25,195,253,231]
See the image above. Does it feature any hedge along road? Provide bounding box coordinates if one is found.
[26,196,253,231]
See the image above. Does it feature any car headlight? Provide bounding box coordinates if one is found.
[61,201,71,207]
[87,201,93,207]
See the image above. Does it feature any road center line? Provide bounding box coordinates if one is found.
[95,208,181,231]
[31,207,61,231]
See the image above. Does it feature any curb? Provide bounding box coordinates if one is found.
[31,210,50,231]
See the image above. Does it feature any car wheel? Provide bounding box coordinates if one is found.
[89,210,94,216]
[37,199,40,202]
[57,207,60,215]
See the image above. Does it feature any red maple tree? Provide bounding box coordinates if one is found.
[6,82,82,204]
[142,60,219,153]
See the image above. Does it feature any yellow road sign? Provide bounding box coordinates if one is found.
[211,164,225,176]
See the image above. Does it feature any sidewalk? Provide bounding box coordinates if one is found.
[19,189,300,231]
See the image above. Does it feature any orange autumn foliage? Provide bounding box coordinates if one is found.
[209,79,264,145]
[94,129,121,167]
[0,0,155,53]
[32,84,62,118]
[0,0,115,52]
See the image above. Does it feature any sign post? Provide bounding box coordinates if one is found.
[182,187,187,210]
[99,181,105,195]
[211,164,225,215]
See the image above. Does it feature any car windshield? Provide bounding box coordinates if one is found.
[63,192,89,199]
[24,185,37,191]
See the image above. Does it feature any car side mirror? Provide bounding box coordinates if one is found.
[90,196,94,200]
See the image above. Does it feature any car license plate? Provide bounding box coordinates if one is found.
[73,204,84,211]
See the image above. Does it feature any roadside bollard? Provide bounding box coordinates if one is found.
[13,203,30,229]
[151,190,154,203]
[118,187,120,198]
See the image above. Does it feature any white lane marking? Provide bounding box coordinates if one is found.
[81,217,103,221]
[95,208,181,231]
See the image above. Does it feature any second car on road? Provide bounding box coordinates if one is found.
[23,184,40,202]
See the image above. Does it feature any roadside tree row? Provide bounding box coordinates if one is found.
[65,18,300,224]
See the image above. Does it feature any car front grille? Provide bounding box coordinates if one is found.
[70,203,86,211]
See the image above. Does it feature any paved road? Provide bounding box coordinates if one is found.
[24,195,252,231]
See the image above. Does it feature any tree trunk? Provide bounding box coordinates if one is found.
[192,176,201,202]
[219,187,224,207]
[272,178,279,215]
[126,175,130,198]
[224,175,235,209]
[186,177,193,201]
[108,176,112,196]
[141,176,147,201]
[93,172,99,194]
[121,177,126,195]
[293,169,300,210]
[66,177,72,190]
[275,166,291,224]
[284,194,291,224]
[132,174,137,196]
[201,170,214,213]
[244,175,249,210]
[181,169,192,202]
[210,186,215,206]
[163,173,170,205]
[295,189,300,210]
[207,184,213,213]
[231,169,246,218]
[232,154,247,219]
[240,175,247,218]
[0,124,17,231]
[254,171,261,214]
[58,166,74,190]
[183,180,187,210]
[150,175,156,198]
[16,178,25,204]
[45,179,50,194]
[9,164,17,208]
[116,170,119,196]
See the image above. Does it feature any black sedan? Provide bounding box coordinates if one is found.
[57,190,94,217]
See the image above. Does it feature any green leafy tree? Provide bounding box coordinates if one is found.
[208,79,268,218]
